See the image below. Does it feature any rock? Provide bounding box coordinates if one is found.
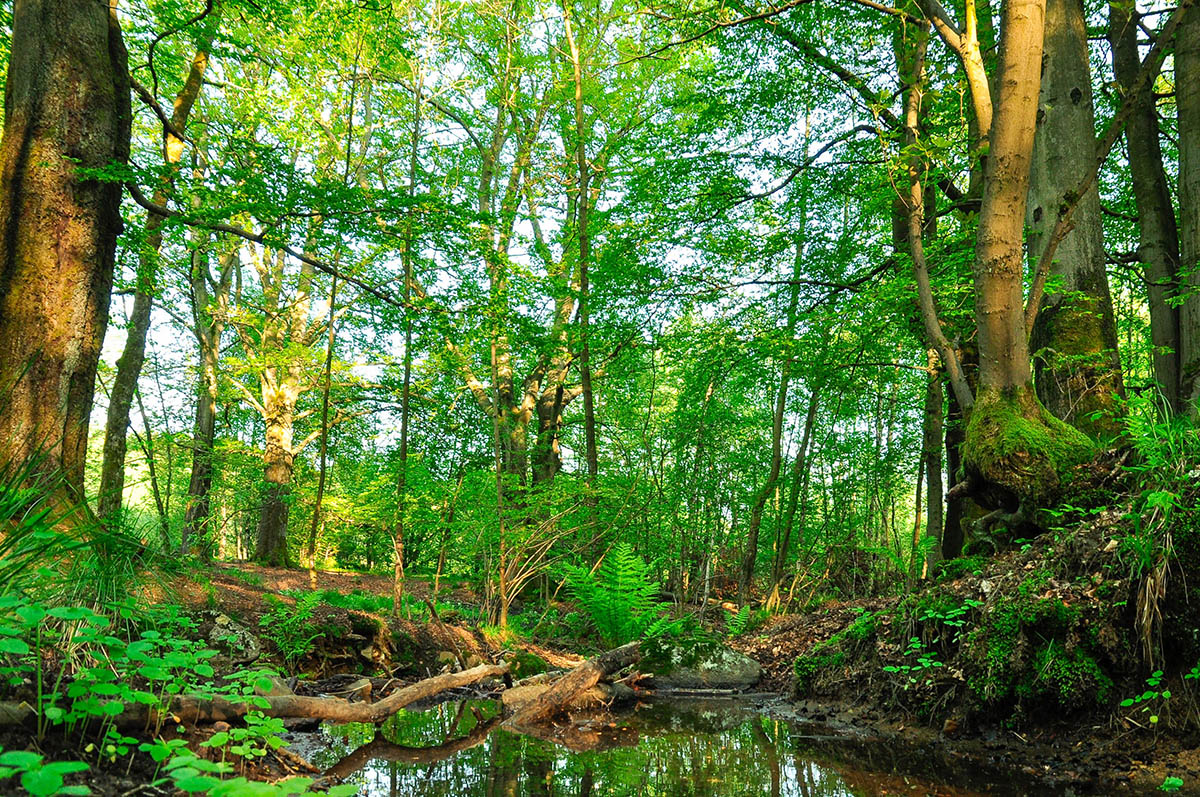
[207,614,261,664]
[254,675,294,697]
[644,642,762,691]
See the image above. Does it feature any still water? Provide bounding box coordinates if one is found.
[290,698,1060,796]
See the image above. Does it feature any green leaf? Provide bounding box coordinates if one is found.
[0,750,42,769]
[21,768,64,797]
[0,639,30,655]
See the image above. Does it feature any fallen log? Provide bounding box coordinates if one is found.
[0,662,509,728]
[504,642,639,728]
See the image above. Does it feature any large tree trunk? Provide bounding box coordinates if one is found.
[255,401,297,567]
[1178,4,1200,412]
[97,42,213,521]
[1109,0,1182,412]
[1026,0,1123,438]
[0,0,130,494]
[963,0,1092,504]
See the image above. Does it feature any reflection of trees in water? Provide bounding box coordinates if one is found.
[303,700,867,796]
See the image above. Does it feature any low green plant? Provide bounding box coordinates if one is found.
[0,750,89,796]
[562,544,662,647]
[883,637,944,688]
[1160,776,1184,792]
[1121,669,1171,727]
[259,594,324,672]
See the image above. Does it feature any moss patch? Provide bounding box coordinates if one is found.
[963,385,1095,503]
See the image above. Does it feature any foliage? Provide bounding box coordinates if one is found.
[0,750,89,796]
[259,594,324,673]
[563,544,663,647]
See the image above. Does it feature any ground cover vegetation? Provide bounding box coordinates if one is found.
[2,0,1200,791]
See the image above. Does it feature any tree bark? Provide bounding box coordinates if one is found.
[182,248,236,556]
[1178,4,1200,412]
[1026,0,1123,438]
[1109,0,1182,412]
[0,0,130,495]
[963,0,1093,504]
[98,40,213,521]
[921,353,944,574]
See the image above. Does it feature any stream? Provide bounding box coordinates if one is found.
[286,697,1084,796]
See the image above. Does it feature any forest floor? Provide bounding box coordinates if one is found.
[730,510,1200,794]
[164,529,1199,795]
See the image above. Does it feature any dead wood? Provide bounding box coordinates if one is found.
[0,662,508,728]
[504,642,639,728]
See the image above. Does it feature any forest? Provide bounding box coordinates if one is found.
[0,0,1198,792]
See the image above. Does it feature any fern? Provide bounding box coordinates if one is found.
[727,605,751,637]
[564,543,661,647]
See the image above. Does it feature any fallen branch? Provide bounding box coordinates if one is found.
[504,642,639,728]
[0,662,508,728]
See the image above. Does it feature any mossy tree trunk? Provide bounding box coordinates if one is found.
[962,0,1094,503]
[0,0,130,494]
[1026,0,1123,438]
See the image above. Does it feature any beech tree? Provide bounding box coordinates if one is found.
[0,0,130,495]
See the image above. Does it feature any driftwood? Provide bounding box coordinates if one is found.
[321,715,501,782]
[0,662,508,728]
[504,642,639,728]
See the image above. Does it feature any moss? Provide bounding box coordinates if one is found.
[933,555,988,582]
[510,649,548,677]
[963,592,1098,712]
[793,649,845,696]
[1030,294,1123,441]
[847,611,878,641]
[1017,644,1111,710]
[963,386,1095,503]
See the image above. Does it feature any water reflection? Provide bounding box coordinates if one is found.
[292,699,1042,796]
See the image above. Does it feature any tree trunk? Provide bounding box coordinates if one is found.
[921,354,944,575]
[1026,0,1123,438]
[97,41,212,521]
[771,388,820,590]
[255,407,296,567]
[963,0,1092,504]
[1178,4,1200,412]
[1109,0,1182,412]
[182,248,235,557]
[0,0,130,494]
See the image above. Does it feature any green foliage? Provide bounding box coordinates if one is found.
[726,605,751,637]
[563,544,663,647]
[882,637,944,689]
[259,594,324,673]
[0,750,89,796]
[1160,776,1185,792]
[1120,669,1171,728]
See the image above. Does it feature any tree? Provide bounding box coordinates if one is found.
[98,32,215,521]
[1026,0,1123,437]
[0,0,130,495]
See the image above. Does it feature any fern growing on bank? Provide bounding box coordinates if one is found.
[563,543,661,647]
